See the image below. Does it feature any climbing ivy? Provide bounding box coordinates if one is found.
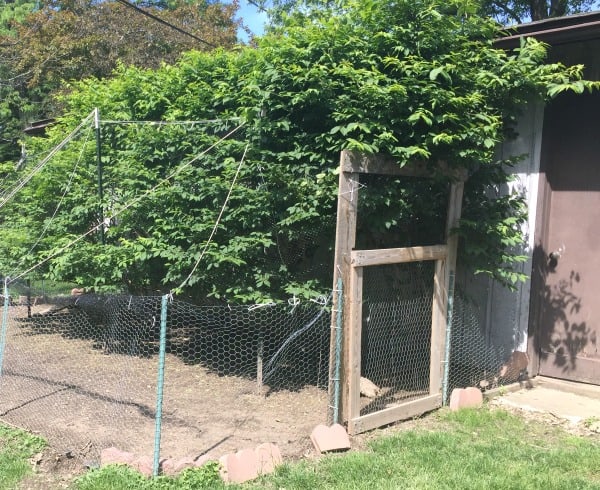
[1,0,597,301]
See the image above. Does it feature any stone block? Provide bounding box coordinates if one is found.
[219,448,259,484]
[310,424,351,453]
[194,454,213,467]
[219,443,283,483]
[161,456,197,476]
[256,443,282,474]
[360,377,381,398]
[100,447,135,467]
[133,455,154,477]
[449,387,483,411]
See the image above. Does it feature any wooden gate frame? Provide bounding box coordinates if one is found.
[328,150,466,434]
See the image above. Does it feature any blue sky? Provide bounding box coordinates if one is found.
[235,1,269,41]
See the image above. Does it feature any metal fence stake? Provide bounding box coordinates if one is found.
[153,294,169,477]
[0,279,10,378]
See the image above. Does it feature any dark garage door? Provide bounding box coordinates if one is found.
[533,91,600,385]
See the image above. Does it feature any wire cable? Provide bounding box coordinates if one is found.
[8,124,94,278]
[113,0,217,48]
[0,111,95,211]
[101,118,242,126]
[174,142,249,293]
[9,122,246,284]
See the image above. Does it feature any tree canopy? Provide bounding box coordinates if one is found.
[258,0,600,25]
[1,0,598,302]
[0,0,240,168]
[480,0,599,24]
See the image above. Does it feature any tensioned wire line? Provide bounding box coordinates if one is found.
[8,121,246,285]
[0,117,233,208]
[0,111,95,211]
[8,123,95,278]
[101,118,242,126]
[173,142,249,293]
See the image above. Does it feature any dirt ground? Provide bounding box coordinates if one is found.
[3,303,599,489]
[0,305,329,486]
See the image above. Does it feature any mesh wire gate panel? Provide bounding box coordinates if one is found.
[448,289,513,392]
[0,284,331,465]
[359,261,434,416]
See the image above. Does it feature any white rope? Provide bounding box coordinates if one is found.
[0,111,95,211]
[101,118,242,125]
[174,142,250,292]
[9,122,246,284]
[8,124,94,278]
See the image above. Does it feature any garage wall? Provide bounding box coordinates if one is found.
[454,102,544,370]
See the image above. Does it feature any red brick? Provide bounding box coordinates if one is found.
[310,424,351,453]
[161,456,197,476]
[449,387,483,411]
[194,454,213,467]
[219,448,259,483]
[256,443,282,474]
[133,455,154,477]
[449,388,463,411]
[100,447,135,467]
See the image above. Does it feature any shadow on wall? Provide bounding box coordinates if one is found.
[531,244,592,373]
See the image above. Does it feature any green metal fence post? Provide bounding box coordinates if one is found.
[153,294,169,477]
[442,270,456,405]
[333,277,343,424]
[0,279,10,378]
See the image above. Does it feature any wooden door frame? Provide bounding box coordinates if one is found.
[327,150,466,432]
[526,166,551,378]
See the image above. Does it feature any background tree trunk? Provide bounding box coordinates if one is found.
[529,0,549,19]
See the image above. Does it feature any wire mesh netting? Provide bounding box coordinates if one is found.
[0,280,331,466]
[359,261,434,416]
[0,117,527,469]
[449,287,515,393]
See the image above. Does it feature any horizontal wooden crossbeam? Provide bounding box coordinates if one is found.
[340,150,468,181]
[350,245,447,267]
[348,394,442,434]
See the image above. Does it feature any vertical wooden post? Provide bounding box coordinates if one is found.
[430,258,446,395]
[328,153,359,424]
[346,264,363,433]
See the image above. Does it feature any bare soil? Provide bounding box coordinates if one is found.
[0,305,328,486]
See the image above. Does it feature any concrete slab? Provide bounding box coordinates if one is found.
[492,376,600,425]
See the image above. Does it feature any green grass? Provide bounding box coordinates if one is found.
[74,461,225,490]
[239,408,600,490]
[0,423,46,490]
[4,408,600,489]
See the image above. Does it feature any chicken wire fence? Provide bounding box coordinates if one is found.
[0,274,521,470]
[356,261,516,418]
[0,280,331,470]
[359,261,435,416]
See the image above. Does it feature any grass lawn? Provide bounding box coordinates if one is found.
[0,423,45,490]
[3,407,599,489]
[242,408,600,489]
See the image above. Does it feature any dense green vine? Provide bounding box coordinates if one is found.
[1,0,597,301]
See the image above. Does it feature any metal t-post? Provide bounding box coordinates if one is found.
[0,279,10,377]
[153,295,169,477]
